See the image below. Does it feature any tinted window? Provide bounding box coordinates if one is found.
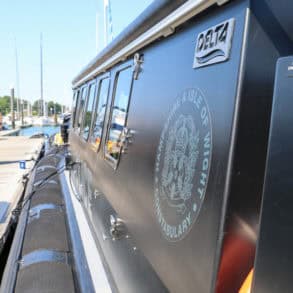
[90,77,109,151]
[72,90,79,127]
[82,82,96,140]
[106,67,132,163]
[75,86,87,129]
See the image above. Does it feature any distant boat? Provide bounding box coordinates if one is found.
[24,116,34,125]
[33,116,54,126]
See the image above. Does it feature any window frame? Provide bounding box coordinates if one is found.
[104,62,134,169]
[80,79,97,141]
[88,72,111,153]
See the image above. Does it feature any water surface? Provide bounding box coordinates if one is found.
[18,126,59,137]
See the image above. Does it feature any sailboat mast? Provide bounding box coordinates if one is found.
[14,37,20,119]
[103,0,109,46]
[108,0,113,41]
[103,0,113,46]
[40,33,44,116]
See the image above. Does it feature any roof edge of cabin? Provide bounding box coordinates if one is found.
[72,0,229,88]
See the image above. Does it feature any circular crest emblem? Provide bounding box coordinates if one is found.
[154,88,212,241]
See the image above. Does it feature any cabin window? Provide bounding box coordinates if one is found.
[105,66,133,167]
[71,90,79,127]
[90,77,110,151]
[82,82,96,140]
[74,88,82,128]
[75,86,87,130]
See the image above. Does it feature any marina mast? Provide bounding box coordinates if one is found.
[14,37,20,119]
[39,33,44,116]
[103,0,113,46]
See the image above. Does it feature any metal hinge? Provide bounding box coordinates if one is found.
[133,53,144,80]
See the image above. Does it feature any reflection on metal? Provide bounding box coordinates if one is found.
[62,172,110,293]
[94,189,103,199]
[133,53,143,80]
[36,165,56,172]
[47,153,63,160]
[33,178,58,187]
[109,214,127,240]
[0,202,10,223]
[120,127,134,154]
[235,215,257,243]
[28,203,63,223]
[19,249,71,269]
[69,169,82,202]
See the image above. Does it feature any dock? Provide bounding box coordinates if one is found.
[0,136,44,250]
[0,129,20,137]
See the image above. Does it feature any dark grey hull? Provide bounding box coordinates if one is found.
[2,0,293,292]
[69,1,293,292]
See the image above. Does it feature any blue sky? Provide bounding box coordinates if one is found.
[0,0,152,106]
